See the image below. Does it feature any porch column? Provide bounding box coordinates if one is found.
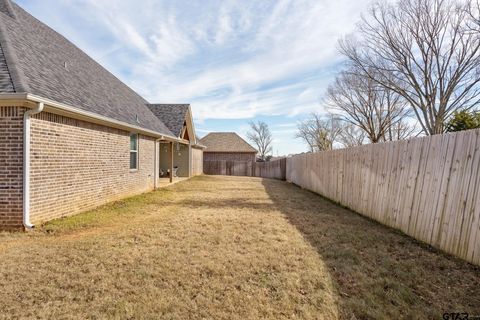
[154,140,159,189]
[170,141,174,183]
[188,143,192,178]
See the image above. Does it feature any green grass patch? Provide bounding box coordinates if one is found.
[42,188,176,234]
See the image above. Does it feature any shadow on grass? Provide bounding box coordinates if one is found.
[174,198,276,212]
[261,178,480,320]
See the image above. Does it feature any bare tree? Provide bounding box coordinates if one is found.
[337,122,367,148]
[339,0,480,135]
[385,118,419,141]
[327,68,412,143]
[296,114,341,152]
[466,0,480,31]
[247,121,273,161]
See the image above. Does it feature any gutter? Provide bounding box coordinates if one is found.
[0,93,182,143]
[26,94,182,142]
[23,102,44,229]
[192,143,207,149]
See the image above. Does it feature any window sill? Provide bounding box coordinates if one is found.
[129,169,138,173]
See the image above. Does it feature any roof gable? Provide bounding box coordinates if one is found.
[147,104,190,138]
[200,132,257,153]
[0,0,173,136]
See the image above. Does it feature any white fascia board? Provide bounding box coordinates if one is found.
[0,93,181,142]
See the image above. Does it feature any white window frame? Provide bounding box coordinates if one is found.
[130,133,139,171]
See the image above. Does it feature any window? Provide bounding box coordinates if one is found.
[130,133,138,170]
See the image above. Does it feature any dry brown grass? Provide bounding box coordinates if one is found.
[261,178,480,319]
[0,175,478,319]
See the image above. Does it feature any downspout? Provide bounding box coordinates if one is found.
[154,138,161,189]
[23,102,44,229]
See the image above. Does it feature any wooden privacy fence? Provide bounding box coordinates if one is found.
[204,158,286,180]
[287,129,480,265]
[254,158,287,180]
[204,160,252,176]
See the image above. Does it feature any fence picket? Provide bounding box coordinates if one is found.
[286,129,480,265]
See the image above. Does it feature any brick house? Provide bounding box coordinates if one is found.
[0,0,203,230]
[200,132,257,162]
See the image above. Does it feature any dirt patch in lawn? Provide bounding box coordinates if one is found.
[0,176,478,319]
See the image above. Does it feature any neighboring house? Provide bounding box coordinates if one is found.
[0,0,202,230]
[200,132,257,162]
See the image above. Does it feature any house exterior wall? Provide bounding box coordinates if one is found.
[191,147,203,176]
[203,152,256,162]
[28,112,157,224]
[0,106,24,230]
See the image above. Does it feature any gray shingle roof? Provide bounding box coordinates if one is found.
[0,0,174,137]
[0,0,14,19]
[147,104,189,138]
[0,42,13,92]
[200,132,257,153]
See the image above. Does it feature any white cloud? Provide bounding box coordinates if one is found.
[276,123,298,128]
[30,0,370,119]
[18,0,373,155]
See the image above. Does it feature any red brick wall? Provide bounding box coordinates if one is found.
[0,106,24,230]
[28,112,157,224]
[203,152,256,162]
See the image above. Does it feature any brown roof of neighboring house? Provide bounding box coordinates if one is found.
[0,0,174,137]
[200,132,257,153]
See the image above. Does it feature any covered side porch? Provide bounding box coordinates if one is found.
[148,104,204,186]
[159,141,192,181]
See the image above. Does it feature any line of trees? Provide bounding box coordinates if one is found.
[297,0,480,151]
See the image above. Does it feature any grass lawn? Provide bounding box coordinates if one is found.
[0,176,478,319]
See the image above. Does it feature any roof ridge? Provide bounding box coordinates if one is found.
[208,131,237,134]
[0,2,29,92]
[0,41,14,91]
[233,132,256,150]
[6,1,148,104]
[200,132,257,153]
[23,3,148,104]
[0,1,177,136]
[148,103,190,106]
[143,105,175,137]
[146,103,190,138]
[0,0,16,19]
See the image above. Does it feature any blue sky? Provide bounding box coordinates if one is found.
[18,0,373,155]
